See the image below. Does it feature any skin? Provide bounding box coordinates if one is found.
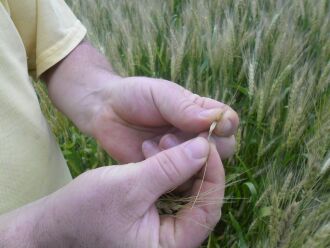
[43,41,239,163]
[0,41,239,247]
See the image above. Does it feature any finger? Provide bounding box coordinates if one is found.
[151,80,239,136]
[148,133,233,194]
[159,132,236,159]
[188,97,239,137]
[159,144,225,247]
[158,134,181,150]
[142,134,195,195]
[206,135,236,159]
[142,140,161,158]
[138,137,210,200]
[142,134,180,159]
[158,134,194,194]
[144,135,225,203]
[189,143,225,196]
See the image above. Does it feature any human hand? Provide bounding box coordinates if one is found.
[44,42,238,163]
[36,137,224,247]
[89,76,239,163]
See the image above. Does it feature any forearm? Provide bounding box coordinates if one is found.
[42,41,121,135]
[0,198,51,247]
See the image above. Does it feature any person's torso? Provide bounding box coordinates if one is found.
[0,0,72,214]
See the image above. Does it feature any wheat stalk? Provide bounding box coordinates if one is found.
[191,120,219,209]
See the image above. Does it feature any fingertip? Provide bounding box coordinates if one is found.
[214,109,239,136]
[142,140,160,158]
[159,134,180,150]
[183,137,210,160]
[212,135,236,159]
[227,109,240,132]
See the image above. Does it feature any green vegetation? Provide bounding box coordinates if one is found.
[35,0,330,247]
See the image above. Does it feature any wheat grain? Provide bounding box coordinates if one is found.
[277,201,299,248]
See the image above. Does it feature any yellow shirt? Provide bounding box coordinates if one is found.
[0,0,86,214]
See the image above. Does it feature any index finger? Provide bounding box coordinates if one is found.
[197,97,239,137]
[150,80,239,137]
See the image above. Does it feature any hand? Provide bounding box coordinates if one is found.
[34,137,224,247]
[44,42,238,163]
[89,76,239,163]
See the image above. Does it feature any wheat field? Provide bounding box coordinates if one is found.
[35,0,330,247]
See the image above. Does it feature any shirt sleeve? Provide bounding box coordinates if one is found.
[8,0,86,78]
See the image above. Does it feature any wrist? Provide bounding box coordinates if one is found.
[70,73,122,136]
[44,40,122,136]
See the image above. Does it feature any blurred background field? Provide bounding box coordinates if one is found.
[35,0,330,247]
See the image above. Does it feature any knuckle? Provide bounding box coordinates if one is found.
[178,98,196,113]
[188,93,200,103]
[181,88,193,97]
[196,96,208,108]
[154,152,181,186]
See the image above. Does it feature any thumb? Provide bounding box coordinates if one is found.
[138,137,209,199]
[151,80,238,135]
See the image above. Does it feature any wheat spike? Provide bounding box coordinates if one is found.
[302,224,330,248]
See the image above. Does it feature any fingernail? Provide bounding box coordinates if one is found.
[199,108,223,119]
[184,137,209,159]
